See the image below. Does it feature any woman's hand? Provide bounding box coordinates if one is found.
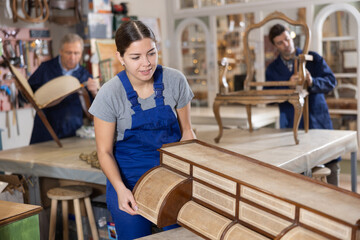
[117,186,139,215]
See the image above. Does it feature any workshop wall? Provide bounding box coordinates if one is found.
[0,0,167,150]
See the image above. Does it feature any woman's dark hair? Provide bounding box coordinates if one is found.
[268,24,286,44]
[115,20,157,56]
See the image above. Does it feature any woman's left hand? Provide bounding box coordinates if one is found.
[117,186,139,216]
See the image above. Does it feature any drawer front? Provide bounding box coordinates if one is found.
[178,201,232,240]
[241,186,295,219]
[193,181,236,216]
[223,223,270,240]
[162,154,190,174]
[300,209,352,240]
[193,166,237,194]
[239,202,292,236]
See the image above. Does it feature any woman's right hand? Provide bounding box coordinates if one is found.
[117,186,139,215]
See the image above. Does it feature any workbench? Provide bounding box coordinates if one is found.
[0,200,42,240]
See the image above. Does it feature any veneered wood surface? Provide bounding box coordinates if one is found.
[160,140,360,225]
[0,200,42,226]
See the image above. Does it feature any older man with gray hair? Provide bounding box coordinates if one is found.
[28,33,99,144]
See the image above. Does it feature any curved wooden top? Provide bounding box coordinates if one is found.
[47,185,92,200]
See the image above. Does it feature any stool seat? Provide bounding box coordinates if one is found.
[312,166,331,183]
[47,185,92,200]
[47,185,99,240]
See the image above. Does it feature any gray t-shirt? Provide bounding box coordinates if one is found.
[89,66,194,141]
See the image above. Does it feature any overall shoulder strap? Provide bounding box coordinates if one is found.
[153,65,164,107]
[117,70,142,112]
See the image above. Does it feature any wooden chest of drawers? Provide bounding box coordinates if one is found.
[133,140,360,239]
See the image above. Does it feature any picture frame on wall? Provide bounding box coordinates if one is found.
[342,49,357,73]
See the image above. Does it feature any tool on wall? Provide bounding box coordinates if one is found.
[18,40,25,68]
[10,82,20,135]
[0,38,3,57]
[11,0,50,23]
[3,40,20,66]
[0,29,19,39]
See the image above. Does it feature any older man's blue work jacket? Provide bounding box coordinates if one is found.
[265,48,337,130]
[28,56,92,144]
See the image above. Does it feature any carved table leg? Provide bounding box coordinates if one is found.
[289,99,304,145]
[213,99,223,143]
[246,105,253,132]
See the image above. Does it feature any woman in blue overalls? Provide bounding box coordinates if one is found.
[89,20,196,239]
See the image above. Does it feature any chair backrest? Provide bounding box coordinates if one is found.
[49,0,81,25]
[243,11,311,90]
[95,39,124,83]
[333,83,358,99]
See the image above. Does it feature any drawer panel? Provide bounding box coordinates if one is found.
[193,181,236,216]
[241,186,295,219]
[193,166,237,194]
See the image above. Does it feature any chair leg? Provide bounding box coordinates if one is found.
[36,109,62,147]
[289,99,303,145]
[49,199,58,240]
[213,99,223,143]
[73,198,84,240]
[321,176,328,183]
[84,197,99,240]
[62,200,69,240]
[246,105,253,132]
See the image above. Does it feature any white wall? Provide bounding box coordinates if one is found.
[125,0,169,64]
[0,108,34,150]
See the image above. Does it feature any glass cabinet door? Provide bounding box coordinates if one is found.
[321,11,357,130]
[322,11,356,75]
[216,13,254,92]
[180,22,208,106]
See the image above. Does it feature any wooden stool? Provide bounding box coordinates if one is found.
[47,185,99,240]
[312,166,331,183]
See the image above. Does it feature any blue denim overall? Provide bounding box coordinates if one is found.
[107,65,181,239]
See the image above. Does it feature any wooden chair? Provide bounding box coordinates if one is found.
[213,11,312,144]
[4,58,84,147]
[47,185,99,240]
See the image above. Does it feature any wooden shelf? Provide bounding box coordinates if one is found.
[329,109,357,115]
[334,73,357,78]
[322,36,355,41]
